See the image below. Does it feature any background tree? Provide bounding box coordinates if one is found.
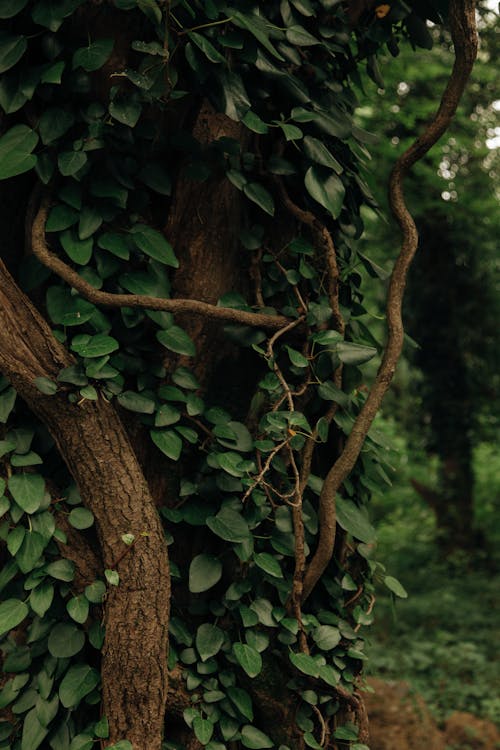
[357,7,499,556]
[0,1,477,749]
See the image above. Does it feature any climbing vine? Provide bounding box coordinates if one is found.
[0,1,476,749]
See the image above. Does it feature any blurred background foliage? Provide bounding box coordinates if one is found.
[353,2,500,727]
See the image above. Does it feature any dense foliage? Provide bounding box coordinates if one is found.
[0,1,477,749]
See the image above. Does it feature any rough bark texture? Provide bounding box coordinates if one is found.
[0,260,170,750]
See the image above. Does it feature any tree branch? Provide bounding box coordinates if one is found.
[301,0,478,602]
[31,195,291,332]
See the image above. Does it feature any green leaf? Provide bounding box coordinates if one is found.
[58,150,87,177]
[8,474,45,514]
[233,643,262,678]
[78,205,102,239]
[39,107,74,145]
[0,32,27,74]
[109,98,142,127]
[21,707,48,750]
[0,0,29,18]
[138,163,172,195]
[98,232,131,259]
[73,38,114,71]
[196,623,224,661]
[106,742,133,750]
[304,166,345,218]
[318,664,341,687]
[105,568,119,586]
[48,623,85,657]
[218,69,251,121]
[227,686,253,720]
[193,717,214,745]
[0,599,28,637]
[29,581,54,617]
[130,224,178,266]
[289,652,319,677]
[384,575,408,598]
[243,182,274,216]
[157,326,196,356]
[188,31,225,63]
[336,341,377,366]
[303,136,342,173]
[71,334,119,358]
[286,346,308,368]
[34,377,57,395]
[242,110,269,134]
[150,429,183,461]
[312,625,341,650]
[118,391,156,414]
[67,595,90,623]
[0,386,16,422]
[285,25,319,45]
[189,554,222,593]
[59,664,100,708]
[16,531,46,573]
[336,497,376,543]
[207,508,250,543]
[254,553,283,578]
[230,10,284,61]
[60,230,93,265]
[45,204,79,232]
[69,507,94,529]
[46,558,75,581]
[47,287,95,326]
[241,725,274,749]
[0,124,38,179]
[154,404,181,427]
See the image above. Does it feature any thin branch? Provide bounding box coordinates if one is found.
[31,196,292,332]
[301,0,478,603]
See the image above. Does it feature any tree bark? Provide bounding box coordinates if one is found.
[0,260,170,750]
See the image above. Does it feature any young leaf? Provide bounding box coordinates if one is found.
[189,554,222,593]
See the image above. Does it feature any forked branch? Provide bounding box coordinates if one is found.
[301,0,478,602]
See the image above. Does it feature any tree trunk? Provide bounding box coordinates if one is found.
[0,261,170,750]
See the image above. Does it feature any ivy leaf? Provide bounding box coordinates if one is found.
[285,25,319,46]
[189,554,222,593]
[157,326,196,356]
[0,0,29,18]
[188,31,225,63]
[58,150,87,177]
[69,507,94,529]
[193,717,214,745]
[29,582,54,617]
[150,429,182,461]
[109,98,142,128]
[72,38,114,71]
[0,32,27,74]
[16,531,46,573]
[0,124,38,179]
[46,287,95,326]
[303,136,342,174]
[254,552,283,578]
[117,391,156,414]
[8,474,45,514]
[336,497,376,543]
[218,70,251,121]
[241,725,274,748]
[60,230,93,265]
[384,575,408,598]
[0,599,28,637]
[39,107,75,145]
[312,625,341,650]
[67,595,90,623]
[304,166,345,218]
[206,508,250,543]
[71,334,119,358]
[130,224,178,266]
[336,341,377,366]
[289,651,319,677]
[21,707,48,750]
[233,643,262,678]
[48,623,85,658]
[196,623,224,662]
[34,377,57,395]
[243,182,275,216]
[59,664,100,708]
[227,687,254,720]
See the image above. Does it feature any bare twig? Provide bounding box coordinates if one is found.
[300,0,477,603]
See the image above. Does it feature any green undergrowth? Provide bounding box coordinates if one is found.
[365,420,500,726]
